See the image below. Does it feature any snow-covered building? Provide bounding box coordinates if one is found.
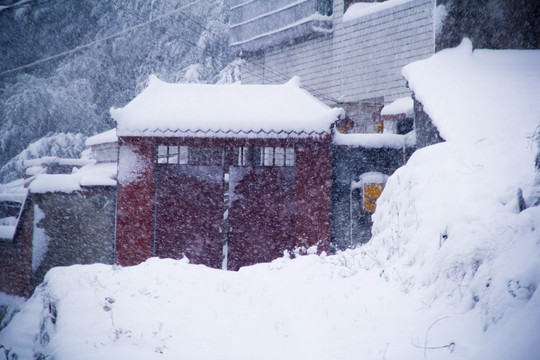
[229,0,435,132]
[0,131,118,297]
[403,39,540,149]
[112,76,343,270]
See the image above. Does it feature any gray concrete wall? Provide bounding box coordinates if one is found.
[238,0,435,107]
[31,189,116,287]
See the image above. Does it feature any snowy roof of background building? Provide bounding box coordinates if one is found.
[333,132,416,149]
[402,38,540,143]
[111,76,344,138]
[28,163,117,194]
[85,129,118,147]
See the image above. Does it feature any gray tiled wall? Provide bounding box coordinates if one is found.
[240,0,435,106]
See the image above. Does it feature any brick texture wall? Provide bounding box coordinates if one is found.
[240,0,435,106]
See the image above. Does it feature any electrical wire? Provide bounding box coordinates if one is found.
[157,0,344,104]
[1,0,343,105]
[0,0,202,77]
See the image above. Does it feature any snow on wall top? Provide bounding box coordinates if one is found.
[111,76,344,138]
[333,132,416,149]
[380,97,413,116]
[85,129,118,147]
[402,38,540,144]
[342,0,414,22]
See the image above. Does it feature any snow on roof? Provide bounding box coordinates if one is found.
[380,97,413,116]
[402,38,540,144]
[23,157,94,168]
[0,226,16,241]
[343,0,414,22]
[111,76,344,138]
[28,163,117,194]
[85,129,118,147]
[333,132,416,149]
[0,193,26,203]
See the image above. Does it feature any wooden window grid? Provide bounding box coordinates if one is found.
[157,146,295,167]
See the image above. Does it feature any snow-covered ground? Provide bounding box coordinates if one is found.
[1,41,539,359]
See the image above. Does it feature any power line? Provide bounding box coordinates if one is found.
[0,0,202,77]
[158,2,344,104]
[109,0,201,50]
[2,0,343,105]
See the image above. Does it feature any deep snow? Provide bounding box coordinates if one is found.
[1,41,540,359]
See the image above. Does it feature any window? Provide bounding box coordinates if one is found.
[157,146,295,167]
[236,146,295,167]
[157,146,188,164]
[316,0,333,16]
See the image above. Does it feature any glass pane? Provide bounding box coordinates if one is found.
[179,146,188,164]
[157,145,167,164]
[253,147,262,166]
[237,147,249,166]
[285,148,295,166]
[263,147,274,166]
[274,147,285,166]
[168,146,178,164]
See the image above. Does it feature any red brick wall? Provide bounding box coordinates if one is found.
[115,137,155,266]
[0,197,33,297]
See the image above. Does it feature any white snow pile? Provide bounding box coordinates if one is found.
[0,292,25,331]
[381,97,414,117]
[0,256,488,360]
[366,38,540,356]
[111,75,344,138]
[1,40,540,359]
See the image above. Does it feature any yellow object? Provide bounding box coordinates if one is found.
[363,183,384,212]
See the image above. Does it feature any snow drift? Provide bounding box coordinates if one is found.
[1,40,539,359]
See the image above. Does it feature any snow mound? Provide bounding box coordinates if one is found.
[363,40,540,356]
[402,38,540,144]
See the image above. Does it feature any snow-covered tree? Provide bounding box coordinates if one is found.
[0,0,237,178]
